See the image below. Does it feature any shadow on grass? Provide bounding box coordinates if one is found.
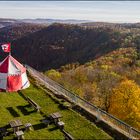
[1,124,10,129]
[39,111,49,118]
[18,91,27,100]
[6,107,20,117]
[17,105,35,116]
[32,123,46,130]
[48,126,58,131]
[58,104,68,111]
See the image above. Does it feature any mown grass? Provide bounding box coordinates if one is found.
[0,81,112,139]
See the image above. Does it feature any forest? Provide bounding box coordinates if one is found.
[46,47,140,130]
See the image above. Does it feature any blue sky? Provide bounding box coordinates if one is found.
[0,1,140,23]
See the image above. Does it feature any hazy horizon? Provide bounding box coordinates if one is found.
[0,1,140,23]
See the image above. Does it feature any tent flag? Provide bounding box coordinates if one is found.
[1,43,11,53]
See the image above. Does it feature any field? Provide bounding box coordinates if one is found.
[0,80,112,139]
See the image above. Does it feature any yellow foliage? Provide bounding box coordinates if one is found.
[109,79,140,129]
[46,69,61,80]
[100,65,111,70]
[74,87,84,97]
[92,82,98,91]
[74,70,88,84]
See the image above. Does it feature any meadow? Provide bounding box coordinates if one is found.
[0,80,112,139]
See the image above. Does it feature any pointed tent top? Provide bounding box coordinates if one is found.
[0,55,26,74]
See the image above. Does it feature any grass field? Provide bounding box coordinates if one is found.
[0,80,112,139]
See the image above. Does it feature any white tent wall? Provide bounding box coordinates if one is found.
[0,73,7,90]
[8,58,21,75]
[21,72,30,89]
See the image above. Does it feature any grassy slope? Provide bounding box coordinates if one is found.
[0,82,112,139]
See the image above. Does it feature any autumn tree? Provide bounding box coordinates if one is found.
[96,69,121,112]
[83,82,98,103]
[109,79,140,129]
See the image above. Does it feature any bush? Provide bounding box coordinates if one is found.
[45,69,61,80]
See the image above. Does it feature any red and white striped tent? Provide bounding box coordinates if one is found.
[0,55,30,92]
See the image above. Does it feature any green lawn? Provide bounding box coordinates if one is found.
[0,82,112,139]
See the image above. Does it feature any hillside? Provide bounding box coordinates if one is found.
[0,23,47,43]
[81,22,140,29]
[9,23,140,71]
[45,47,140,130]
[0,23,47,61]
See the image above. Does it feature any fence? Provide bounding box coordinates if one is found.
[26,65,140,139]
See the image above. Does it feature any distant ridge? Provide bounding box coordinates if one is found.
[21,18,91,24]
[0,18,91,28]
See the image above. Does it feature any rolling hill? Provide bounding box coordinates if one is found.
[8,23,139,71]
[0,22,47,60]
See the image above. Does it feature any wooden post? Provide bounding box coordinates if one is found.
[73,94,77,103]
[96,108,101,122]
[129,127,133,139]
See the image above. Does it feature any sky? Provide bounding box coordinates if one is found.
[0,1,140,23]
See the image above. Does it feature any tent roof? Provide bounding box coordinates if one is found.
[0,55,26,75]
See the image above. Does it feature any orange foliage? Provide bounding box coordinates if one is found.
[109,79,140,129]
